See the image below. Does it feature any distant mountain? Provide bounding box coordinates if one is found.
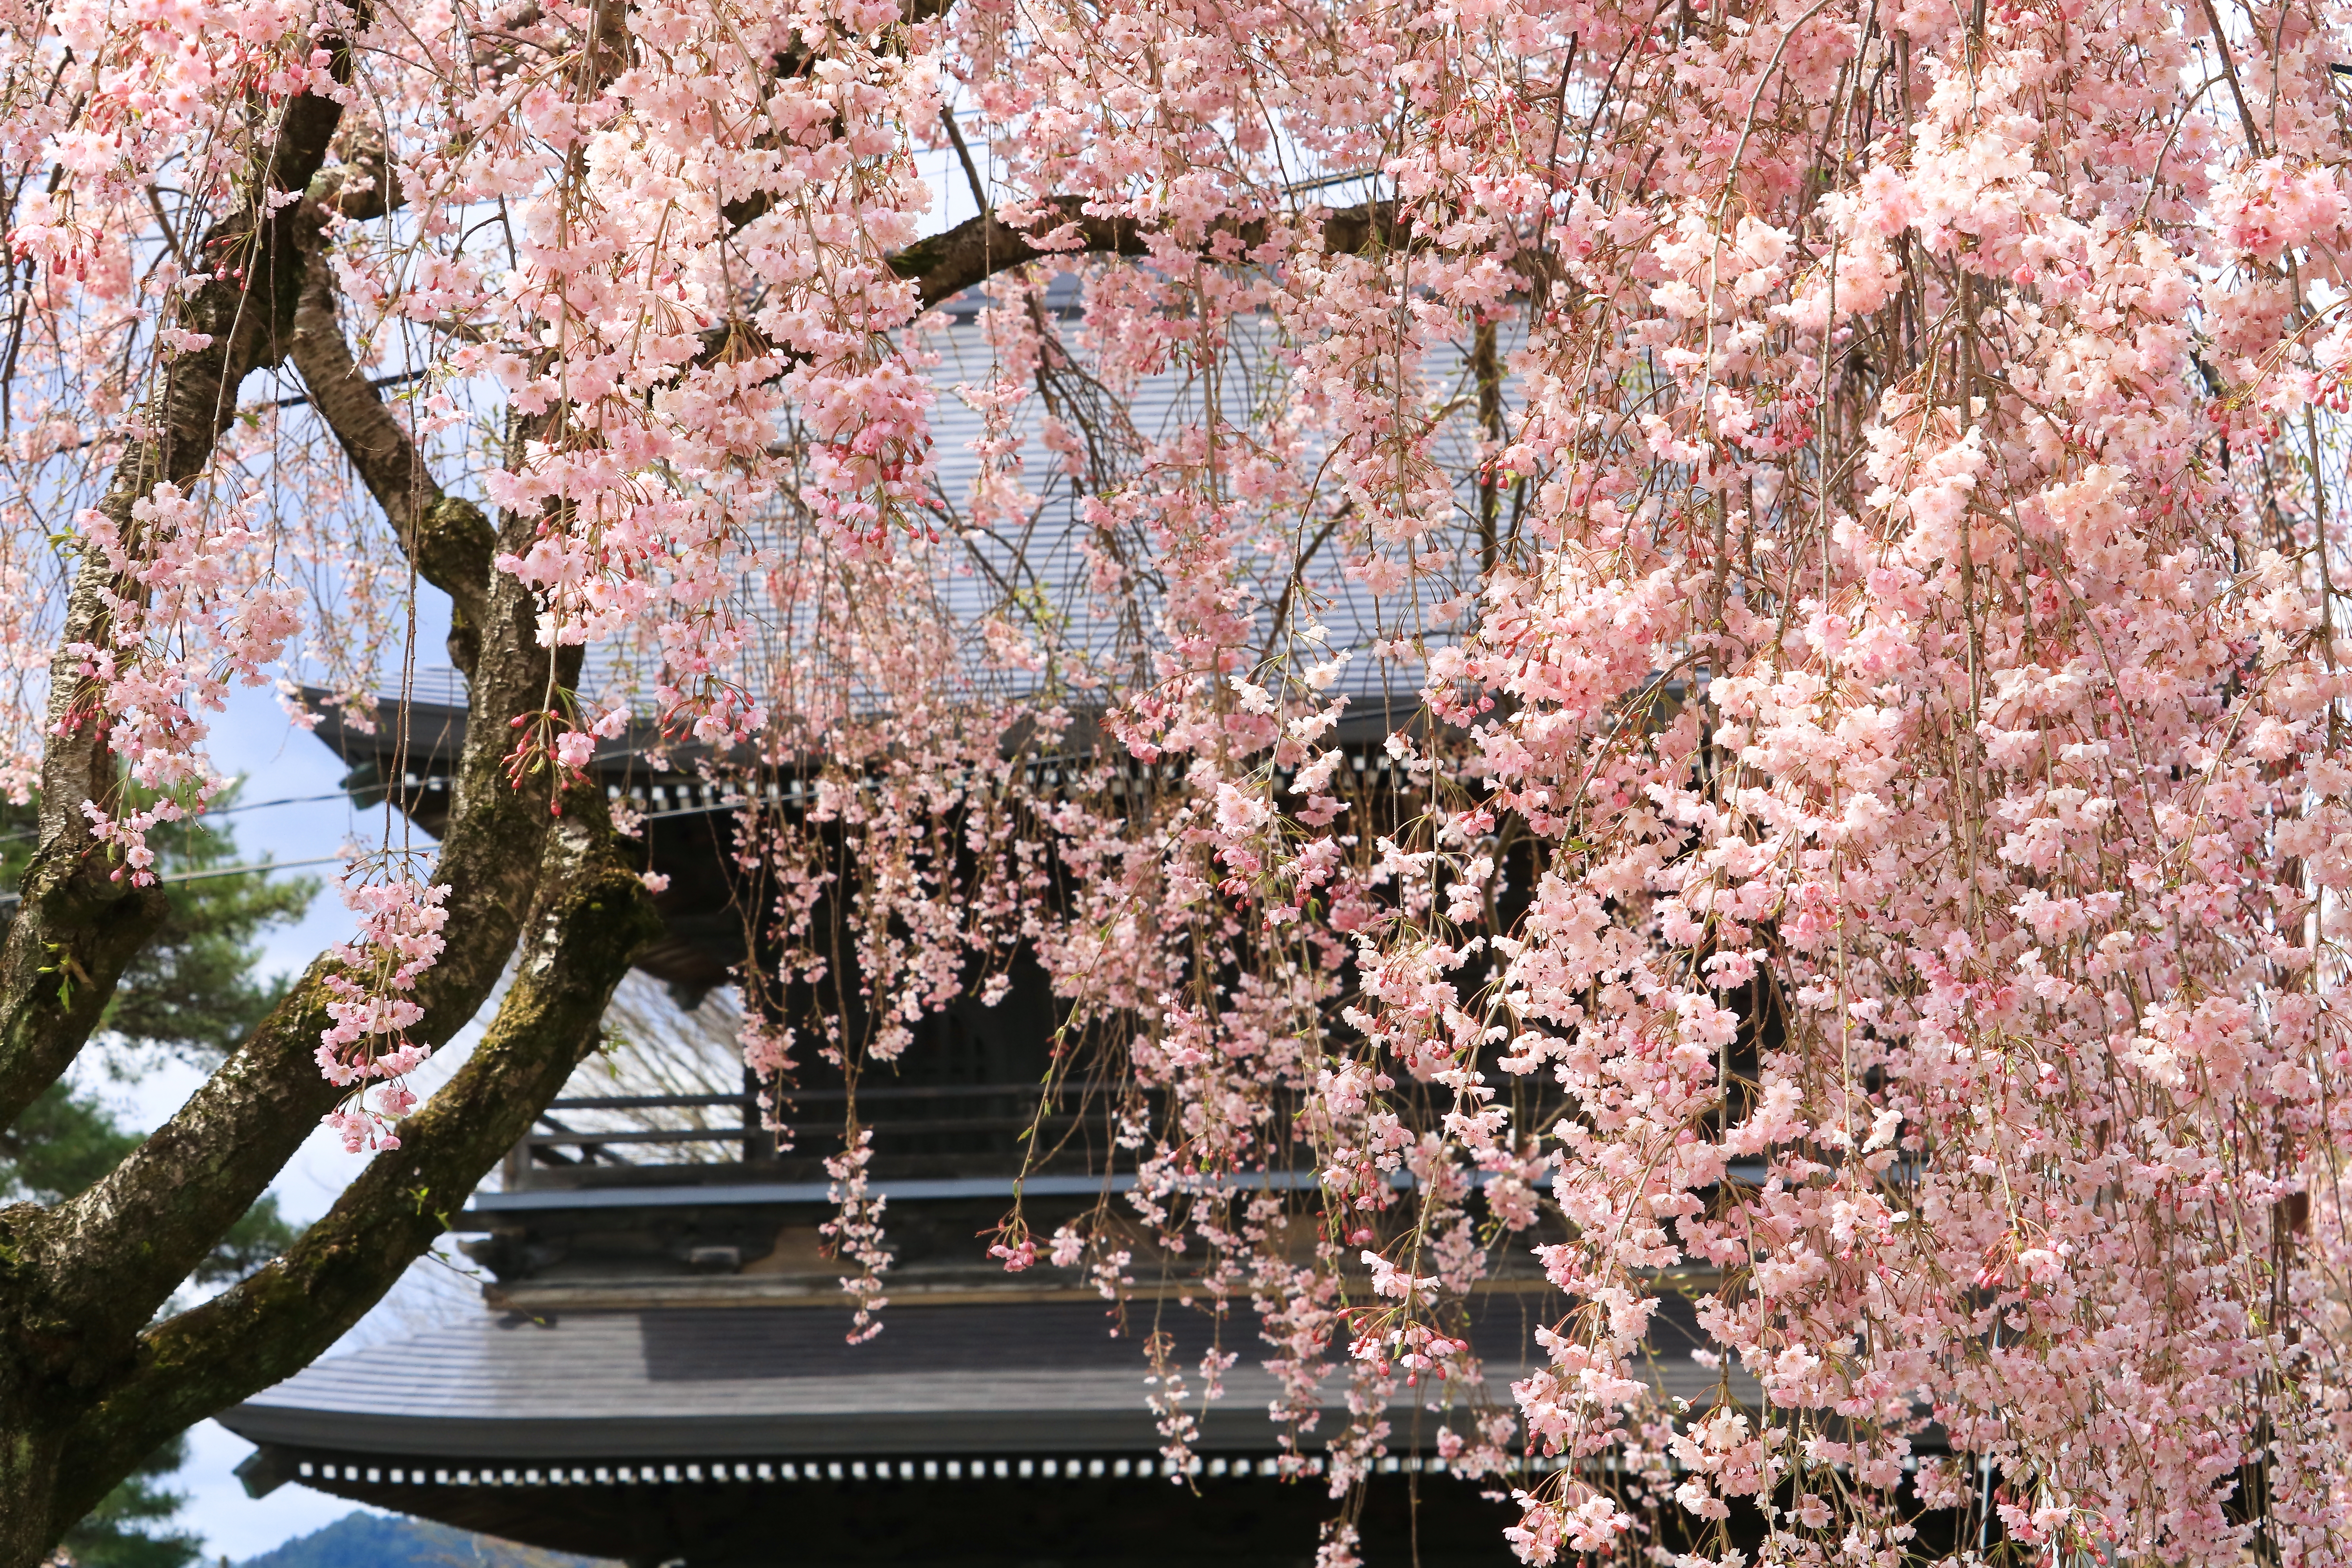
[232,1513,616,1568]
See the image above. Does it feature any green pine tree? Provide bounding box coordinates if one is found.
[0,785,319,1568]
[102,799,323,1065]
[54,1434,204,1568]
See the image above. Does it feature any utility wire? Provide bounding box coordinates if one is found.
[0,789,352,849]
[154,854,345,884]
[56,369,430,454]
[0,854,346,910]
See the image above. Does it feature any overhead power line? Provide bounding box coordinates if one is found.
[0,853,347,911]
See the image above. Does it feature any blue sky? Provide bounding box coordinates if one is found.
[81,678,397,1557]
[78,677,494,1559]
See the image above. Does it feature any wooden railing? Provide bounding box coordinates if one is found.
[516,1082,1114,1171]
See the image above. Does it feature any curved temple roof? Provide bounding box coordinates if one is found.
[220,1290,1747,1565]
[225,1294,1739,1462]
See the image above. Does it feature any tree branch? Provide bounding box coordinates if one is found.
[0,52,357,1136]
[15,0,688,1365]
[886,197,1406,310]
[13,194,607,1376]
[18,488,598,1376]
[5,15,662,1558]
[289,248,494,673]
[44,789,660,1534]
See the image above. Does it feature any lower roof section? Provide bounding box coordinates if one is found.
[218,1296,1739,1465]
[274,1451,1356,1488]
[238,1442,1538,1567]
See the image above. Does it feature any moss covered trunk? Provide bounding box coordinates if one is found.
[0,34,663,1561]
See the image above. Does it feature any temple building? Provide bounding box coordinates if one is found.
[213,296,1744,1567]
[214,686,1753,1567]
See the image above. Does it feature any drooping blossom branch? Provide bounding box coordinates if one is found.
[316,860,451,1152]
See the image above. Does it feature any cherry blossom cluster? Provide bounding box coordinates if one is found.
[317,866,450,1152]
[822,1130,892,1343]
[67,482,301,878]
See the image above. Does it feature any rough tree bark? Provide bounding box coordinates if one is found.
[0,49,661,1566]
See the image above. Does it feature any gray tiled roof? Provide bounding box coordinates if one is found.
[556,304,1521,722]
[220,1294,1741,1463]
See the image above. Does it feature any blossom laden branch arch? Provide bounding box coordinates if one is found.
[0,0,2348,1562]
